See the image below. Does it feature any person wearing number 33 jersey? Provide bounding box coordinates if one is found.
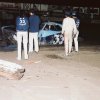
[16,11,29,60]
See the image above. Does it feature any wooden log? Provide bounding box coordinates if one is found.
[0,60,25,80]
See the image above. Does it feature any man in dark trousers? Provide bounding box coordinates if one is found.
[29,9,41,53]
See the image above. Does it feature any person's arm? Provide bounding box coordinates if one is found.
[16,17,19,31]
[62,19,65,34]
[76,19,80,29]
[39,16,41,24]
[73,19,77,38]
[26,17,29,29]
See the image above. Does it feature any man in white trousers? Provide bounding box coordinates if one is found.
[29,9,41,53]
[62,11,77,56]
[72,11,80,52]
[73,30,79,52]
[16,11,29,60]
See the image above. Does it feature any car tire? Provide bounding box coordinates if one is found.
[58,34,64,45]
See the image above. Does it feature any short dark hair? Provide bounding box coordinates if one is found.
[65,11,71,17]
[19,10,26,17]
[29,9,35,14]
[72,11,77,17]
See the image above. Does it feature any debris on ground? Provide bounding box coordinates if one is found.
[0,60,25,80]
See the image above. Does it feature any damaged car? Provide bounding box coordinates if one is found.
[1,22,64,45]
[1,25,17,45]
[39,22,64,45]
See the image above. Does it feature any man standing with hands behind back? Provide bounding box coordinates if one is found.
[29,9,41,53]
[62,10,77,56]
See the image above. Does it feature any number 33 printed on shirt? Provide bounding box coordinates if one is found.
[19,18,26,26]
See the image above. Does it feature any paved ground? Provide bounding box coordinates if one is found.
[0,45,100,100]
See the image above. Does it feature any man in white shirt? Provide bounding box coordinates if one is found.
[62,11,77,56]
[72,11,80,52]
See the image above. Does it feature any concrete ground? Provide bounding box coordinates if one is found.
[0,45,100,100]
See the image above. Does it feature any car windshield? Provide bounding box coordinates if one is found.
[48,24,62,31]
[55,25,62,31]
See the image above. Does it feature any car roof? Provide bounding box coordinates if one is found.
[43,22,62,26]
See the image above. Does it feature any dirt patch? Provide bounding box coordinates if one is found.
[46,54,64,59]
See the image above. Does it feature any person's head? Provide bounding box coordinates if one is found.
[72,11,77,18]
[29,9,35,15]
[19,10,26,18]
[65,11,71,17]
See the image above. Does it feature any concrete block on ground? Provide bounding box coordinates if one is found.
[0,60,25,80]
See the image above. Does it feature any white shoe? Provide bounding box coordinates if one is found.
[25,55,28,60]
[65,53,68,56]
[17,57,21,60]
[25,58,28,60]
[75,50,78,52]
[29,50,33,53]
[35,50,39,53]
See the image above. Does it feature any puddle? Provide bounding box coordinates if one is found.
[46,54,64,59]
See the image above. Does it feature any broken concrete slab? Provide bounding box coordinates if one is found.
[0,60,25,80]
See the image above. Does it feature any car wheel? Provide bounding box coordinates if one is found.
[58,34,64,45]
